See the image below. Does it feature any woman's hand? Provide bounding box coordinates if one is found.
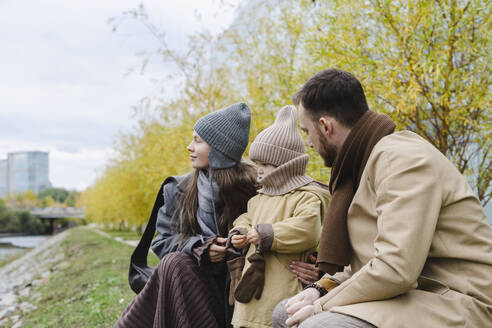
[289,259,320,284]
[246,229,259,245]
[231,234,249,249]
[208,237,227,262]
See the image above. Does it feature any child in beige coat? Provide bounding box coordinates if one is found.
[227,105,331,328]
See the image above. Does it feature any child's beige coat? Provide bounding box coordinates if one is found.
[231,183,330,328]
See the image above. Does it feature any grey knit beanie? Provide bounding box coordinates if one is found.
[194,102,251,169]
[249,105,305,166]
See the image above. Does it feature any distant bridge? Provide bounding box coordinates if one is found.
[30,207,85,219]
[30,207,85,233]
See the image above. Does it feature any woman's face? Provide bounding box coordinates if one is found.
[187,130,211,169]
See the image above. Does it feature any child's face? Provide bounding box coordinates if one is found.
[255,161,277,182]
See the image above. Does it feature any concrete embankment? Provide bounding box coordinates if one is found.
[0,231,69,327]
[0,227,158,328]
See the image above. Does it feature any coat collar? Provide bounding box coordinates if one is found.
[175,172,193,192]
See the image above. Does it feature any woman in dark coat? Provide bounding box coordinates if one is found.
[116,103,321,328]
[116,103,258,328]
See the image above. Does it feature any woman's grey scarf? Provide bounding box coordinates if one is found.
[197,169,222,236]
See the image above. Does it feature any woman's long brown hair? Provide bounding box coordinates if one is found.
[178,161,258,238]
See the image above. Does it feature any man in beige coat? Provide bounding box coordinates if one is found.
[272,68,492,328]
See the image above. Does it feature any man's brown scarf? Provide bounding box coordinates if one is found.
[317,110,395,275]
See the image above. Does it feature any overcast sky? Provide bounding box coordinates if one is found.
[0,0,239,191]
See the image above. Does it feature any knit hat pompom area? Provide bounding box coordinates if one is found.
[249,105,313,195]
[194,102,251,169]
[249,105,305,166]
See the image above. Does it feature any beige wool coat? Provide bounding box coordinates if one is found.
[313,131,492,327]
[232,184,331,328]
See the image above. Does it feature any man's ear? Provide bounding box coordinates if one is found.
[318,116,333,137]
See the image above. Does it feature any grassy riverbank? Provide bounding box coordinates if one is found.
[0,250,27,268]
[4,227,159,327]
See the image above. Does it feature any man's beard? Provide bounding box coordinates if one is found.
[317,130,338,167]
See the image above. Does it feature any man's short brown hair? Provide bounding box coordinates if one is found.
[293,68,369,127]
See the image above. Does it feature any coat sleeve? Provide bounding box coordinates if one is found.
[269,192,322,254]
[151,180,204,259]
[314,149,443,313]
[323,265,353,284]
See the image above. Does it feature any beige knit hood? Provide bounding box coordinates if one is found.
[249,105,313,195]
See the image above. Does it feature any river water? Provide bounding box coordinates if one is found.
[0,235,48,262]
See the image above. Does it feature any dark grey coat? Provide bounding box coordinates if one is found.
[151,172,211,259]
[149,172,235,327]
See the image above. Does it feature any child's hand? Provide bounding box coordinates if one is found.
[231,234,248,249]
[247,229,259,245]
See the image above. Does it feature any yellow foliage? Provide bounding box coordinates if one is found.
[23,190,38,202]
[84,0,491,226]
[43,196,55,208]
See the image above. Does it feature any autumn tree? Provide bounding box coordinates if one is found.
[83,0,490,227]
[303,0,491,204]
[38,187,69,204]
[41,196,56,208]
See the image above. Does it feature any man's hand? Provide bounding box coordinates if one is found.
[285,287,320,316]
[283,288,320,327]
[247,228,259,245]
[209,237,227,262]
[285,304,314,327]
[231,234,249,249]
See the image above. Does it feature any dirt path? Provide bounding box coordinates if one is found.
[89,227,139,247]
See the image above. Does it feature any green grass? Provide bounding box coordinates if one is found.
[15,227,160,328]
